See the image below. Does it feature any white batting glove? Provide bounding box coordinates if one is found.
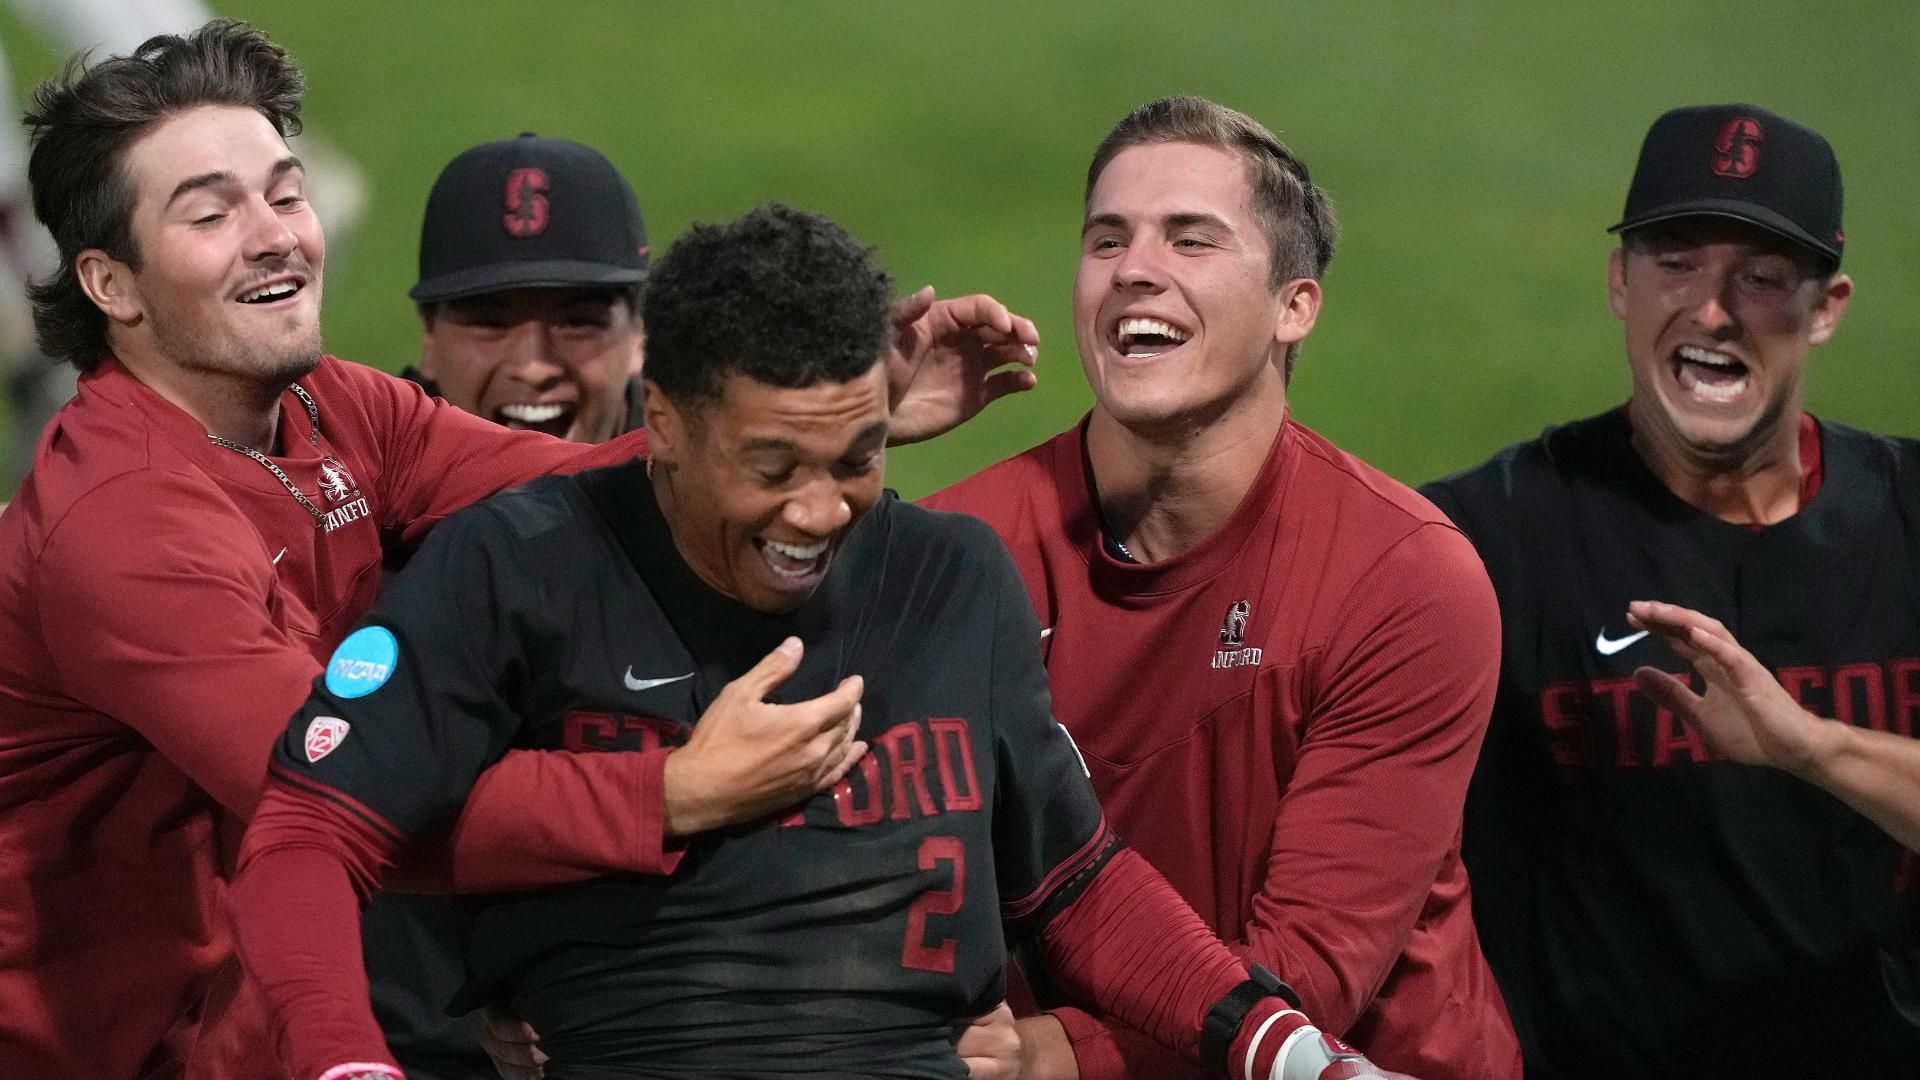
[1244,1011,1417,1080]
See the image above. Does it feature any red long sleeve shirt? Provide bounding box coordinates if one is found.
[0,357,662,1079]
[924,417,1521,1079]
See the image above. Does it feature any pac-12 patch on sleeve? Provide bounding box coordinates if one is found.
[326,626,399,698]
[305,716,350,763]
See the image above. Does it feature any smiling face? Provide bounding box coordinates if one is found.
[419,286,643,443]
[92,104,323,386]
[1074,141,1316,434]
[646,363,889,615]
[1610,219,1850,467]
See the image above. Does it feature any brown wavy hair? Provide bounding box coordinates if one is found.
[23,19,306,371]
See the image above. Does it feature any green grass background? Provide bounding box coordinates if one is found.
[5,3,1916,498]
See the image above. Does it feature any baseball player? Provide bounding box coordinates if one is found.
[231,204,1412,1080]
[1422,104,1920,1076]
[0,0,367,490]
[365,131,654,1080]
[379,131,1042,1080]
[399,134,649,446]
[923,96,1520,1079]
[0,22,1043,1077]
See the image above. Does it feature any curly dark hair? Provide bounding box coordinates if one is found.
[641,204,893,408]
[24,19,306,372]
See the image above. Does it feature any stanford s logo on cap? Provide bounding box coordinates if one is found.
[502,167,551,237]
[305,716,349,763]
[1711,116,1764,179]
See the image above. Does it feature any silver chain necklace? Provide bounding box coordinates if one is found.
[206,383,326,527]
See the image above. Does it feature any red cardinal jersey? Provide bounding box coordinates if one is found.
[924,417,1520,1079]
[0,356,646,1079]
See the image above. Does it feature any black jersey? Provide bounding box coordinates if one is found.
[1422,408,1920,1078]
[268,458,1114,1079]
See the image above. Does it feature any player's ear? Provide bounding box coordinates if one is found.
[1271,277,1320,349]
[1807,273,1852,347]
[643,379,683,464]
[75,248,141,328]
[1607,247,1629,320]
[416,307,443,381]
[626,320,646,380]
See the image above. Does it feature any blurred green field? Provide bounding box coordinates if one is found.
[5,2,1916,498]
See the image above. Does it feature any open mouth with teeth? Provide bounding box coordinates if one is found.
[238,280,304,305]
[755,535,832,587]
[1669,344,1751,405]
[492,401,577,438]
[1113,316,1192,359]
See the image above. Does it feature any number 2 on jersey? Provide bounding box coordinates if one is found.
[901,835,964,973]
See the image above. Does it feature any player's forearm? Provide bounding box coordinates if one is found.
[386,747,685,892]
[233,784,403,1080]
[1045,1006,1200,1080]
[377,369,645,545]
[1803,723,1920,852]
[1037,846,1328,1079]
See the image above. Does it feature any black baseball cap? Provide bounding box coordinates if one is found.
[1608,103,1844,269]
[410,133,649,302]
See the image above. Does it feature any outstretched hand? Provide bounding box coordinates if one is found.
[1626,600,1833,776]
[886,286,1040,446]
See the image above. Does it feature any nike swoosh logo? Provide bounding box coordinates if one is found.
[1039,627,1053,640]
[1594,629,1650,656]
[272,548,287,565]
[624,669,694,692]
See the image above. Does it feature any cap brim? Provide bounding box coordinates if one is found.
[1607,199,1840,267]
[409,259,646,302]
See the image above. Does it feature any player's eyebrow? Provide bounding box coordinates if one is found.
[740,420,888,459]
[1164,211,1237,236]
[1081,210,1238,239]
[841,421,889,455]
[164,156,304,209]
[739,436,798,456]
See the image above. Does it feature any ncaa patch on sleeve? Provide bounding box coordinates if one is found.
[326,626,398,698]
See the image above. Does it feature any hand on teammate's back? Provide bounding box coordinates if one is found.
[660,637,866,836]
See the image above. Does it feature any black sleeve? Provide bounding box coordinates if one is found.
[975,530,1121,935]
[269,503,535,839]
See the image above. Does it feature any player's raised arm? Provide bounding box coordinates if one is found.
[1630,599,1920,853]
